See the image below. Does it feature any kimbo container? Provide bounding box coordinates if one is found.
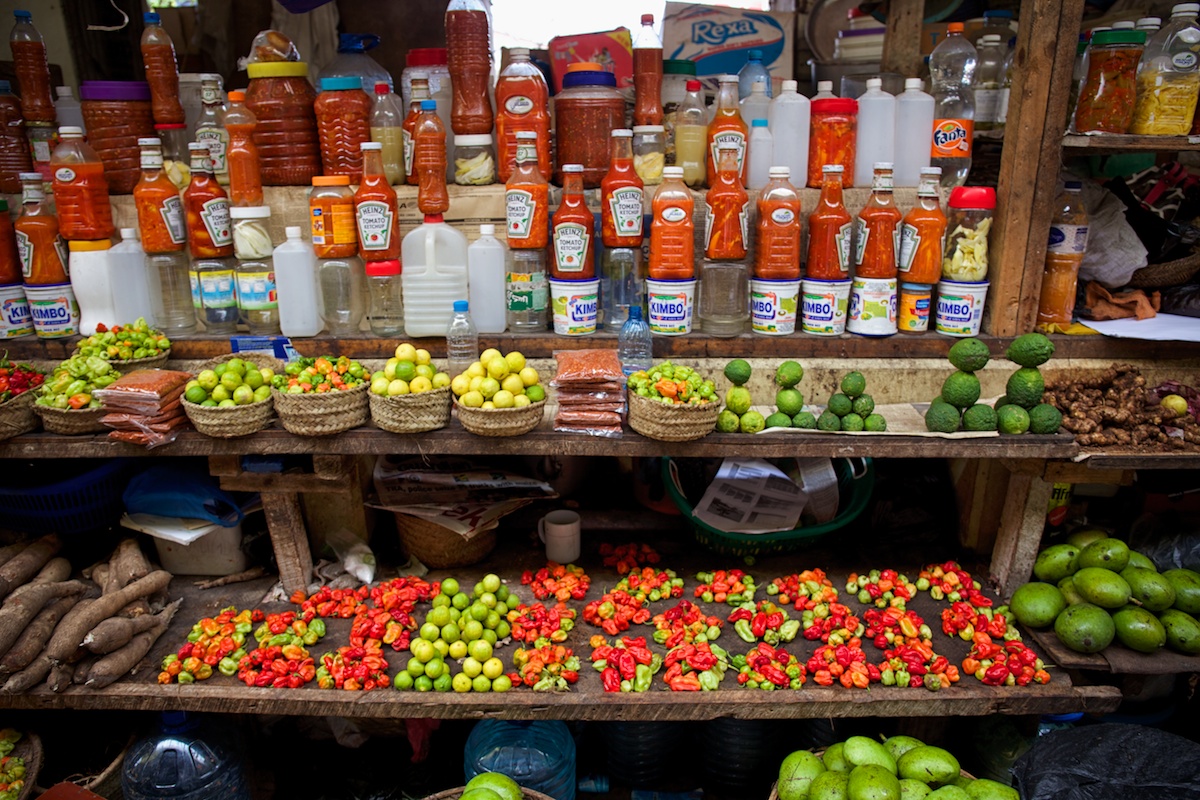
[646,277,696,335]
[800,277,851,335]
[847,276,897,336]
[935,279,989,336]
[750,278,801,335]
[549,277,599,336]
[0,284,33,338]
[25,282,79,338]
[898,281,933,333]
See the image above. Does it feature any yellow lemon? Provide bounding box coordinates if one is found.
[487,357,509,380]
[415,348,431,365]
[450,375,470,396]
[410,376,433,393]
[505,351,526,373]
[480,377,500,399]
[466,361,486,379]
[501,374,525,395]
[432,372,451,389]
[479,348,502,366]
[519,366,539,387]
[513,394,531,408]
[492,390,515,408]
[384,358,399,380]
[395,343,417,361]
[415,364,434,380]
[460,390,484,408]
[387,379,410,396]
[468,375,485,393]
[371,376,391,395]
[481,400,495,409]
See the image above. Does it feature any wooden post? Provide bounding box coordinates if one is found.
[990,461,1054,600]
[262,492,314,596]
[881,0,926,77]
[985,0,1086,336]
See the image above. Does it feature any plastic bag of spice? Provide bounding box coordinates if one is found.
[551,349,624,386]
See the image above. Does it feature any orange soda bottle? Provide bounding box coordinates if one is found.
[649,166,694,280]
[413,99,449,214]
[854,162,902,279]
[755,166,801,280]
[806,164,852,280]
[704,143,749,261]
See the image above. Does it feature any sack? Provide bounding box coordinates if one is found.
[123,464,244,526]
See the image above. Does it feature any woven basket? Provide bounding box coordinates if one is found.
[107,350,171,373]
[271,381,370,436]
[183,396,275,438]
[33,403,108,435]
[370,386,452,433]
[423,789,555,800]
[0,392,39,440]
[394,513,497,569]
[72,734,132,800]
[200,352,287,375]
[455,398,546,437]
[14,731,42,800]
[1127,251,1200,289]
[628,391,719,442]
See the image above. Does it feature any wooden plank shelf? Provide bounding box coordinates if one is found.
[1063,133,1200,154]
[1026,628,1200,675]
[1077,450,1200,471]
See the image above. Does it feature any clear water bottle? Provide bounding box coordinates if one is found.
[122,712,251,800]
[149,251,197,335]
[446,299,478,377]
[930,23,977,189]
[737,49,772,99]
[617,306,652,376]
[973,34,1008,132]
[318,255,365,335]
[465,720,576,800]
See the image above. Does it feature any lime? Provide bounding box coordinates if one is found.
[817,410,841,431]
[716,409,740,433]
[827,393,853,417]
[740,411,766,433]
[394,360,417,382]
[244,369,264,390]
[864,414,887,432]
[414,675,433,692]
[467,773,522,800]
[525,384,546,403]
[792,411,818,429]
[184,385,208,404]
[471,675,492,692]
[441,578,460,596]
[840,372,866,398]
[725,386,752,416]
[393,671,414,690]
[452,673,473,693]
[724,359,752,386]
[840,413,865,432]
[947,338,991,372]
[851,394,874,416]
[764,412,792,429]
[482,573,502,593]
[997,404,1030,435]
[775,388,805,417]
[774,360,804,389]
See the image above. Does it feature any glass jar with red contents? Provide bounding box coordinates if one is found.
[1074,31,1146,134]
[244,62,321,186]
[79,80,157,194]
[807,98,857,188]
[554,63,626,188]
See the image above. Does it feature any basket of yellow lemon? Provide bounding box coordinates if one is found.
[451,348,547,437]
[368,343,453,434]
[182,355,282,438]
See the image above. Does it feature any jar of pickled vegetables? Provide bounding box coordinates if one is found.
[453,134,496,185]
[807,98,857,188]
[942,186,995,282]
[632,125,665,185]
[245,62,321,186]
[154,122,191,189]
[1074,31,1146,134]
[79,80,156,194]
[231,205,274,261]
[554,64,626,188]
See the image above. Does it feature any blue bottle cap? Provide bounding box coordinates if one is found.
[748,49,763,60]
[13,10,31,21]
[629,306,642,320]
[752,118,768,127]
[421,99,437,111]
[454,300,468,312]
[144,12,160,24]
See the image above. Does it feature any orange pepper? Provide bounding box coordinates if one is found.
[67,393,91,409]
[654,378,678,398]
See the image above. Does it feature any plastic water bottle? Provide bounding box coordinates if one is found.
[54,86,85,131]
[768,80,809,186]
[468,223,507,333]
[465,720,576,800]
[109,229,157,326]
[737,49,772,99]
[929,22,977,188]
[893,79,934,187]
[274,226,324,337]
[446,300,478,377]
[853,78,895,187]
[973,35,1007,131]
[617,306,652,376]
[739,78,771,126]
[746,119,772,190]
[122,712,251,800]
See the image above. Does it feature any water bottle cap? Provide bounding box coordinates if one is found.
[748,49,763,60]
[662,166,684,178]
[979,34,1003,42]
[782,79,798,92]
[752,118,768,127]
[768,166,790,178]
[1109,21,1135,29]
[905,78,924,90]
[947,22,964,32]
[144,12,160,24]
[120,228,138,240]
[420,99,437,110]
[1137,17,1161,27]
[866,78,882,88]
[1173,3,1199,17]
[685,79,702,91]
[58,126,83,138]
[629,306,643,320]
[13,10,31,21]
[510,47,530,58]
[480,224,495,235]
[365,259,401,276]
[642,14,655,25]
[285,226,303,238]
[454,300,469,312]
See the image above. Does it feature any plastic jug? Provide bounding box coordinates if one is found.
[893,79,934,187]
[122,711,252,800]
[853,78,895,187]
[274,226,324,337]
[318,33,394,91]
[465,720,576,800]
[109,229,157,326]
[68,239,116,335]
[401,214,468,338]
[467,223,507,333]
[767,80,809,190]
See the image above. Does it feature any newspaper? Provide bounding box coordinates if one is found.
[373,455,558,505]
[692,458,808,535]
[371,498,536,540]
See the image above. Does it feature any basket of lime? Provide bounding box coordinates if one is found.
[368,343,453,434]
[182,355,284,438]
[450,348,548,437]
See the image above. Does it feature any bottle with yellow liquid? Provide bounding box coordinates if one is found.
[370,81,405,184]
[674,79,708,188]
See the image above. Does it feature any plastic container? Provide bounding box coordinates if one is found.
[739,77,772,131]
[617,306,652,375]
[853,78,895,187]
[147,251,197,335]
[9,10,55,124]
[1037,182,1089,328]
[555,64,626,187]
[192,257,238,334]
[893,78,935,186]
[244,62,321,186]
[738,49,773,99]
[464,720,575,800]
[0,81,32,193]
[134,137,187,254]
[309,175,358,259]
[935,279,989,336]
[495,48,551,182]
[549,277,599,335]
[370,81,405,185]
[318,255,365,335]
[1074,31,1146,133]
[601,247,643,330]
[898,281,933,333]
[633,14,664,126]
[109,229,157,327]
[801,277,852,335]
[25,282,79,338]
[756,166,802,280]
[68,239,116,335]
[468,223,507,333]
[0,283,33,339]
[632,125,666,185]
[767,80,810,188]
[751,277,800,335]
[402,214,469,338]
[80,80,156,194]
[675,80,708,188]
[846,276,897,336]
[319,33,393,91]
[24,122,55,182]
[414,99,449,214]
[649,166,694,280]
[231,207,274,261]
[552,165,596,280]
[123,712,252,800]
[942,186,995,281]
[315,76,372,180]
[224,90,263,207]
[646,277,696,335]
[706,75,748,185]
[402,48,451,114]
[355,142,400,261]
[746,119,772,190]
[704,142,749,262]
[506,133,550,330]
[235,256,279,335]
[155,122,190,189]
[274,226,324,338]
[140,12,185,125]
[1134,3,1200,135]
[365,258,404,336]
[453,134,496,185]
[446,0,495,135]
[446,299,478,377]
[143,519,248,577]
[808,98,857,188]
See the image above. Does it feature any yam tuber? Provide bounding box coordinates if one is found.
[0,593,84,676]
[72,655,97,685]
[31,558,71,585]
[84,612,167,655]
[0,544,27,570]
[0,579,87,659]
[0,534,61,600]
[85,600,180,689]
[103,539,152,595]
[47,661,73,693]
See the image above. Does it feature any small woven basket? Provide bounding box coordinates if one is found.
[1127,251,1200,289]
[628,391,719,442]
[272,381,370,436]
[107,349,171,373]
[423,789,555,800]
[33,403,108,435]
[370,386,452,433]
[200,352,287,375]
[183,396,275,438]
[394,513,497,569]
[14,731,42,800]
[455,398,546,437]
[0,392,39,440]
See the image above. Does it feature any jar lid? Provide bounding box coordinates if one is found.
[611,128,633,138]
[663,166,684,179]
[562,68,617,88]
[228,90,246,102]
[633,125,665,133]
[454,134,493,146]
[663,59,697,75]
[68,239,111,252]
[120,228,138,240]
[154,123,187,131]
[406,47,447,67]
[79,80,151,101]
[562,164,584,172]
[948,186,997,209]
[312,175,351,186]
[230,205,272,219]
[900,282,933,291]
[247,62,310,79]
[321,76,363,91]
[568,62,603,72]
[812,98,858,114]
[366,259,401,277]
[1091,30,1146,45]
[768,166,790,178]
[361,141,382,150]
[137,137,161,147]
[58,126,83,138]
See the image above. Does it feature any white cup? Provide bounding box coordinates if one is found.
[538,510,581,564]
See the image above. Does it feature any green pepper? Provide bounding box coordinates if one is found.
[652,629,669,645]
[230,648,246,662]
[633,663,653,692]
[302,631,319,646]
[732,654,747,669]
[218,657,238,677]
[735,619,755,643]
[161,654,179,668]
[698,670,720,691]
[186,630,202,643]
[267,633,292,647]
[177,671,195,684]
[779,620,801,642]
[309,619,326,637]
[706,625,722,640]
[895,669,910,688]
[592,659,608,673]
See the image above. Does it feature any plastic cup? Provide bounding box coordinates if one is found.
[898,282,933,334]
[549,277,599,336]
[24,282,80,338]
[847,276,898,337]
[936,279,990,337]
[800,278,852,335]
[646,278,696,336]
[750,278,801,335]
[0,284,34,339]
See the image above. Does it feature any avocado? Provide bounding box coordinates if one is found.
[811,770,851,800]
[897,746,960,787]
[844,736,897,774]
[1073,567,1132,608]
[962,403,998,432]
[1010,582,1067,628]
[1054,603,1115,653]
[1006,332,1055,367]
[948,338,991,372]
[778,749,828,800]
[941,371,982,409]
[1005,368,1045,409]
[883,736,925,762]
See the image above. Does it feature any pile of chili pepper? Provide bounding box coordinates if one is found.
[863,607,933,652]
[159,607,259,684]
[290,585,371,619]
[693,569,756,605]
[801,602,864,646]
[253,611,327,649]
[765,570,838,611]
[512,644,580,691]
[662,641,729,691]
[317,642,389,691]
[613,567,684,603]
[599,542,661,574]
[917,561,993,607]
[521,562,590,602]
[728,601,800,645]
[941,601,1011,641]
[734,642,806,690]
[589,635,662,692]
[962,633,1050,687]
[878,639,959,691]
[651,600,722,648]
[507,602,576,645]
[583,590,651,636]
[845,569,916,609]
[351,608,414,651]
[0,356,44,404]
[369,575,437,613]
[236,644,316,688]
[807,643,879,689]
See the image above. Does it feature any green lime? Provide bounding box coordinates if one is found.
[184,385,208,404]
[840,372,866,398]
[840,413,865,432]
[827,393,853,417]
[792,411,818,429]
[997,404,1031,435]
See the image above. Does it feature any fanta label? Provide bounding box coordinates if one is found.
[931,119,974,158]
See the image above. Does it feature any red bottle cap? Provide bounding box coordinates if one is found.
[407,47,448,67]
[812,98,858,114]
[365,259,401,276]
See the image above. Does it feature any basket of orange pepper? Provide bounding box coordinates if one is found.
[270,355,370,436]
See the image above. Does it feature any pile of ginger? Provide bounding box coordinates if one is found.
[1045,365,1200,449]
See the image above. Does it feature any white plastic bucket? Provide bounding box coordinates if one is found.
[549,277,599,336]
[646,278,696,336]
[936,279,990,337]
[25,282,80,338]
[847,276,898,336]
[0,284,34,339]
[800,278,852,335]
[750,278,801,335]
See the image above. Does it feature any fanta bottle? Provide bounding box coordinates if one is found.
[929,22,977,188]
[649,166,694,280]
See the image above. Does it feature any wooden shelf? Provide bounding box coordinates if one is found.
[1077,450,1200,470]
[1026,628,1200,675]
[1062,133,1200,154]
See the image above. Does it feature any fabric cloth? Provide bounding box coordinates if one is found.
[271,0,340,84]
[1083,282,1161,321]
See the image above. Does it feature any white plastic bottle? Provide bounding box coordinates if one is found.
[746,119,773,190]
[893,78,935,187]
[446,300,478,378]
[739,78,772,127]
[814,81,837,100]
[274,226,324,337]
[54,86,85,131]
[68,239,117,335]
[401,213,468,338]
[854,78,896,187]
[767,80,809,187]
[109,229,157,326]
[468,223,507,333]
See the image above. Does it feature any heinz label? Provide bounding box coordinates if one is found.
[506,189,537,240]
[610,187,645,237]
[931,119,974,158]
[553,222,590,273]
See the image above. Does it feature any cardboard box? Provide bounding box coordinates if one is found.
[548,28,633,93]
[663,3,794,86]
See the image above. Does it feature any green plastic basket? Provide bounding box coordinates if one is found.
[663,457,875,556]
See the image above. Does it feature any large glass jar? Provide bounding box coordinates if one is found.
[231,205,273,261]
[942,186,995,282]
[244,62,321,186]
[554,64,626,188]
[632,125,665,185]
[1074,31,1146,134]
[314,76,371,180]
[79,80,156,194]
[807,97,857,188]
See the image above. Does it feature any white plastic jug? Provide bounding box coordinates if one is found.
[401,214,468,338]
[274,226,324,338]
[109,229,157,327]
[854,78,896,187]
[68,238,117,335]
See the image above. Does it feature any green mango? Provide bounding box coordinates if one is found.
[778,750,827,800]
[926,788,970,800]
[844,736,898,774]
[1164,569,1200,614]
[847,764,901,800]
[884,736,926,763]
[899,779,932,800]
[1033,544,1080,582]
[897,747,960,787]
[810,770,851,800]
[1120,567,1176,612]
[964,778,1019,800]
[824,742,852,773]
